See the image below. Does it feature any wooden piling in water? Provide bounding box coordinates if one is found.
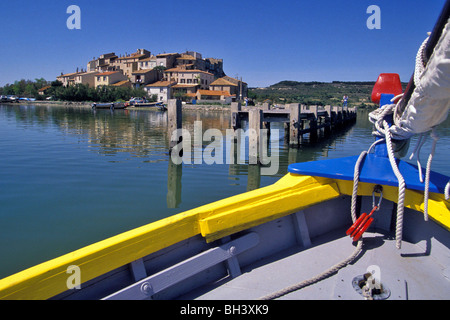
[168,99,182,153]
[289,103,301,147]
[262,102,271,132]
[229,102,356,149]
[231,102,241,130]
[249,108,263,164]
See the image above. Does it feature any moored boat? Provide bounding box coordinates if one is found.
[127,100,167,111]
[0,95,19,103]
[92,102,127,110]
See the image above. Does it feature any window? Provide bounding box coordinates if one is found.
[180,79,186,83]
[187,79,192,84]
[193,79,198,84]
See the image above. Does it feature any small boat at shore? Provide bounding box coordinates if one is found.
[0,1,448,301]
[0,95,19,103]
[135,102,167,111]
[92,102,127,110]
[127,101,167,111]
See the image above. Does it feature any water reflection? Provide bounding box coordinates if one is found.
[167,161,182,208]
[2,104,449,279]
[0,104,359,209]
[2,104,448,212]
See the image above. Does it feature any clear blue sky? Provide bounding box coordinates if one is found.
[0,0,446,87]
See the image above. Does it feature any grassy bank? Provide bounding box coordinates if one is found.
[248,80,408,107]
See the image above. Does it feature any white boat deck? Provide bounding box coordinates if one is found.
[182,228,450,300]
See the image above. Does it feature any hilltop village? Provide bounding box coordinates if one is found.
[55,49,248,104]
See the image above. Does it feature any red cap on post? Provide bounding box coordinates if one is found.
[371,73,403,104]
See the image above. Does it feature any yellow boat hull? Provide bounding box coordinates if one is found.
[0,173,448,300]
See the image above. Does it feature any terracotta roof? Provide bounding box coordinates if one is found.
[118,54,147,60]
[140,56,157,62]
[172,84,200,88]
[164,68,214,76]
[145,81,177,87]
[57,72,81,78]
[210,78,238,87]
[38,86,51,92]
[177,54,196,60]
[132,69,155,74]
[96,71,120,76]
[111,80,131,87]
[156,53,179,57]
[197,90,231,97]
[77,71,100,76]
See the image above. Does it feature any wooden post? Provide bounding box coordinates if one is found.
[334,106,343,126]
[249,109,262,164]
[231,102,241,130]
[168,99,182,153]
[324,105,332,120]
[324,105,332,135]
[289,103,301,147]
[262,102,271,111]
[309,105,318,140]
[310,105,318,119]
[247,164,261,191]
[167,161,182,208]
[262,102,270,133]
[284,122,290,143]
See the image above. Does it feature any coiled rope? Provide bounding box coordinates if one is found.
[258,144,371,300]
[257,240,363,300]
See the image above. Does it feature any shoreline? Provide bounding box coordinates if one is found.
[5,100,373,111]
[7,100,232,111]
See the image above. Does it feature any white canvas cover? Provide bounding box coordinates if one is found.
[390,19,450,140]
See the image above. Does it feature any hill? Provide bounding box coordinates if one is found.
[248,81,407,107]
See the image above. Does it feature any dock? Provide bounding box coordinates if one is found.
[166,99,357,165]
[230,102,357,147]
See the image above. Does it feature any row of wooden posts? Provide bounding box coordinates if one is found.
[230,101,357,145]
[167,99,357,161]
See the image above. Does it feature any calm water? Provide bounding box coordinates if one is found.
[0,104,449,278]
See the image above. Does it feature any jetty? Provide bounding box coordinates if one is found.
[230,102,356,146]
[166,99,357,163]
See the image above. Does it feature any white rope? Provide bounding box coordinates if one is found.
[445,181,450,200]
[259,40,445,297]
[258,144,371,300]
[368,59,445,245]
[258,240,363,300]
[414,36,429,92]
[423,128,439,221]
[382,120,406,249]
[369,103,396,138]
[392,93,405,127]
[351,151,367,222]
[409,133,427,183]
